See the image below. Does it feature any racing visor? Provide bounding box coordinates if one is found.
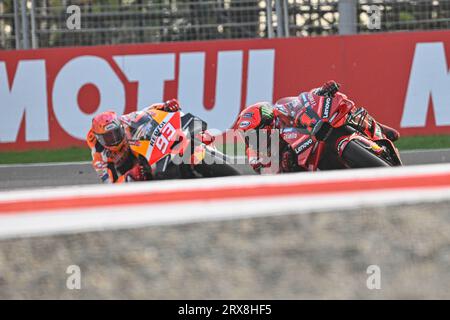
[96,125,125,147]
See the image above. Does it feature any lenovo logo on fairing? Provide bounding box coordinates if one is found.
[294,138,313,154]
[322,97,332,119]
[401,42,450,128]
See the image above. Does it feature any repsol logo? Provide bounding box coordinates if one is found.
[294,138,313,154]
[150,120,166,146]
[322,97,332,119]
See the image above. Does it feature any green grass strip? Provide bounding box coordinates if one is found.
[394,134,450,151]
[0,147,91,164]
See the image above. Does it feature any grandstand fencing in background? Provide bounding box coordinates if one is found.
[0,0,449,50]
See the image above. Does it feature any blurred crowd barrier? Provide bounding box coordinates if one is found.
[1,0,450,50]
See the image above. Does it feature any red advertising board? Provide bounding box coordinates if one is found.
[1,30,450,151]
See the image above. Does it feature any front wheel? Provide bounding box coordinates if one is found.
[341,140,391,168]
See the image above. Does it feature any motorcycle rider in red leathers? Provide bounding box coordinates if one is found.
[87,99,181,183]
[234,80,400,174]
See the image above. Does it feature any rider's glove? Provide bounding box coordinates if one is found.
[153,99,181,112]
[163,99,181,112]
[316,80,340,97]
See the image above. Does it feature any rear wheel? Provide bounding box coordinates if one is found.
[341,140,391,168]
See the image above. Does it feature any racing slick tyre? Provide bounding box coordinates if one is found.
[194,148,240,177]
[341,140,391,168]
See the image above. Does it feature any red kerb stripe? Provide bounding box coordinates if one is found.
[1,172,450,214]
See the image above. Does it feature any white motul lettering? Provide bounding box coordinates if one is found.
[178,51,243,131]
[52,56,126,140]
[401,42,450,127]
[0,60,48,143]
[113,54,175,110]
[246,49,275,106]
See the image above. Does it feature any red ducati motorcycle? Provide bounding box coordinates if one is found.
[237,90,402,172]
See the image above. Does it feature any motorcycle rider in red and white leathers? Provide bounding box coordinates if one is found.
[86,99,181,183]
[234,80,400,174]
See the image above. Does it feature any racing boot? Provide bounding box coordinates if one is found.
[378,123,400,142]
[348,107,399,142]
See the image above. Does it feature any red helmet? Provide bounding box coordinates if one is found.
[234,102,274,131]
[91,111,127,151]
[234,102,275,153]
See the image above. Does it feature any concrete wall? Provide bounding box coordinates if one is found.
[1,201,449,299]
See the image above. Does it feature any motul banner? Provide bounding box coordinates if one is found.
[1,30,450,151]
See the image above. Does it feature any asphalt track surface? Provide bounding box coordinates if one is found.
[0,149,449,191]
[1,154,450,299]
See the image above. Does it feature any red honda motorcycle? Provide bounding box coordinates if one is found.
[237,90,402,172]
